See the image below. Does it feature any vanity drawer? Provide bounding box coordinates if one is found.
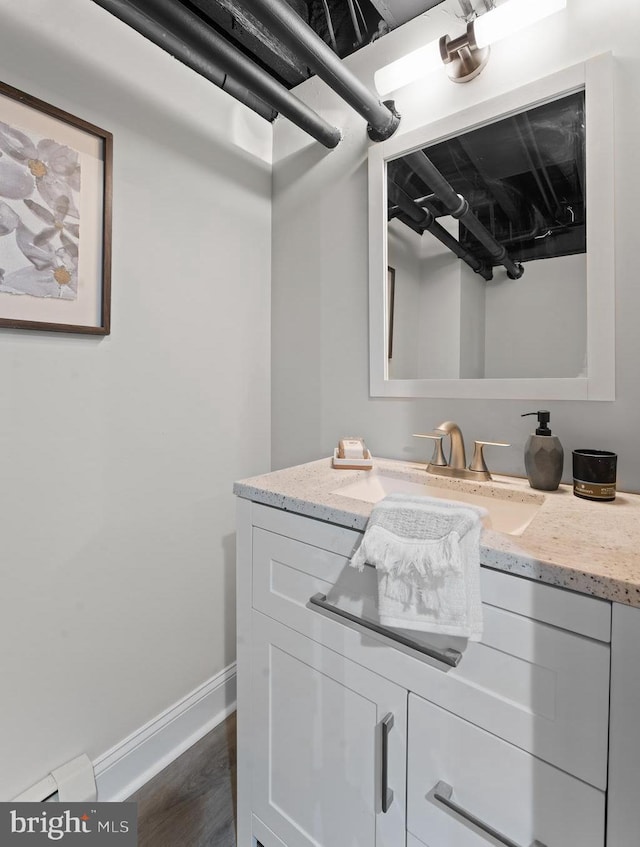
[251,525,364,649]
[407,693,605,847]
[251,501,363,557]
[252,513,611,788]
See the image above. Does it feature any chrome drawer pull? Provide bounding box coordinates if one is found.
[433,781,547,847]
[380,713,394,813]
[308,593,462,667]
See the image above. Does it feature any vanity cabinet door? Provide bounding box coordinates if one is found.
[251,611,407,847]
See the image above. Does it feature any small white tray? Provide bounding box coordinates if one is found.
[332,448,373,470]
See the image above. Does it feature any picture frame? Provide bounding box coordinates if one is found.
[387,265,395,359]
[0,80,112,335]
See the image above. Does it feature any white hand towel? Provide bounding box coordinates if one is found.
[350,493,486,640]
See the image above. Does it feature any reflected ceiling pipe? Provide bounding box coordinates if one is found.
[414,192,445,218]
[91,0,342,148]
[243,0,401,141]
[404,150,524,279]
[395,211,426,237]
[414,193,440,208]
[387,181,431,227]
[388,181,493,281]
[375,0,567,93]
[513,113,566,222]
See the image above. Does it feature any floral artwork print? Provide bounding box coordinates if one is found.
[0,120,80,300]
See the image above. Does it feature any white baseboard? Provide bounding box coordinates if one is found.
[93,663,236,801]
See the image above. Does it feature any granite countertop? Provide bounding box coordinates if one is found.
[234,456,640,608]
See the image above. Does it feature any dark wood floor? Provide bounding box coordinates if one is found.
[129,712,237,847]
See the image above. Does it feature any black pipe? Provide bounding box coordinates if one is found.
[414,193,444,217]
[395,211,424,237]
[243,0,401,141]
[388,182,430,227]
[91,0,272,120]
[390,206,423,237]
[126,0,342,147]
[91,0,342,148]
[514,113,565,222]
[404,150,524,279]
[388,182,492,280]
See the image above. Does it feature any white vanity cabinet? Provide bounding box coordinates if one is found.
[236,497,613,847]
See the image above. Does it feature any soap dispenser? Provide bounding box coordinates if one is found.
[521,410,564,491]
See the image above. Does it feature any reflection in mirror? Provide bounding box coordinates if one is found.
[387,91,587,381]
[369,56,614,400]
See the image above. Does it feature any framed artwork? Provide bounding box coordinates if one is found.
[0,80,112,334]
[387,266,395,359]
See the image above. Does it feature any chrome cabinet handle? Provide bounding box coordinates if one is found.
[308,593,462,667]
[433,781,547,847]
[381,713,394,813]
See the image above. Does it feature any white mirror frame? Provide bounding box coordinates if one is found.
[368,54,615,400]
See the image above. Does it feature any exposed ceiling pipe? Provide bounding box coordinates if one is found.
[203,0,306,85]
[513,113,565,222]
[346,0,364,45]
[142,0,343,146]
[243,0,401,141]
[320,0,338,52]
[404,150,525,279]
[457,134,522,223]
[91,0,272,120]
[91,0,342,148]
[388,181,493,280]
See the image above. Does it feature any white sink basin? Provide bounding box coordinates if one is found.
[331,473,543,536]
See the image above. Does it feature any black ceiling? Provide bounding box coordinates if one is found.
[180,0,447,89]
[388,91,586,270]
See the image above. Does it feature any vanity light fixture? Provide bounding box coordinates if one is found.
[374,0,567,93]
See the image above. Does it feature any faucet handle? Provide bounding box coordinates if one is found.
[469,440,510,478]
[413,432,447,467]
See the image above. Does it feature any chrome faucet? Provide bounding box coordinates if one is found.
[414,421,509,482]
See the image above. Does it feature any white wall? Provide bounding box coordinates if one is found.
[459,259,486,379]
[387,220,421,379]
[484,253,587,378]
[0,0,271,799]
[387,232,584,379]
[416,217,461,378]
[272,0,640,490]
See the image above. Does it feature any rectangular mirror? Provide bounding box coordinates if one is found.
[368,55,614,400]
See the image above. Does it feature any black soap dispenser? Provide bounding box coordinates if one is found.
[521,411,564,491]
